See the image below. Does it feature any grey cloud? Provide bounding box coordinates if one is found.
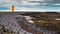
[44,0,60,3]
[29,0,60,3]
[53,0,60,3]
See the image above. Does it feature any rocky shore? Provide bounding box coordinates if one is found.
[0,12,60,34]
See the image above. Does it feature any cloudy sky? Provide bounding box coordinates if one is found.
[0,0,60,12]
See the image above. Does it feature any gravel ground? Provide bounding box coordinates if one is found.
[0,14,33,34]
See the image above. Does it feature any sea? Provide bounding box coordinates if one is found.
[0,3,60,12]
[0,7,10,10]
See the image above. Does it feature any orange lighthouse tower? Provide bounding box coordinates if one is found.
[12,5,14,13]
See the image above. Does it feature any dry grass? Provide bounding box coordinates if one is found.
[21,12,60,33]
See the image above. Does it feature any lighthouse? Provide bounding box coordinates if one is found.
[12,5,14,13]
